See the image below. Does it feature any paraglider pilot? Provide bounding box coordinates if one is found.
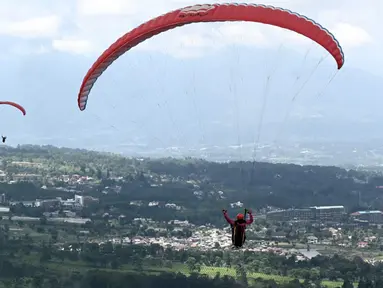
[1,136,6,143]
[222,208,253,248]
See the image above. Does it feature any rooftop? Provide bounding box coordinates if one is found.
[351,210,382,215]
[0,207,9,213]
[310,206,344,210]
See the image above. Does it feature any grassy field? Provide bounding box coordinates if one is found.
[25,257,347,288]
[156,265,346,287]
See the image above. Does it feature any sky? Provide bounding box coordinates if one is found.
[0,0,379,70]
[0,0,381,155]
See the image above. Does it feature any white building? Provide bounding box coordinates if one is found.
[0,206,9,213]
[74,195,84,206]
[74,195,98,207]
[310,206,345,222]
[307,236,318,244]
[0,193,5,204]
[35,198,61,208]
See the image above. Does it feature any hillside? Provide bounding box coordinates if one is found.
[0,144,382,218]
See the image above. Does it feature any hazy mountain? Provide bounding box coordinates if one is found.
[2,45,383,156]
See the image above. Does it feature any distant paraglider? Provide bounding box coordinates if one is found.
[0,101,26,143]
[0,101,26,115]
[77,2,345,110]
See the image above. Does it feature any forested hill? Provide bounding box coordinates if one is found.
[1,144,383,213]
[146,159,382,211]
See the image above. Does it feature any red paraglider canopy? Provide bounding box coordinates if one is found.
[0,101,26,115]
[78,3,345,111]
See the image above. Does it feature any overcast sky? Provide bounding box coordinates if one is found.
[0,0,381,152]
[0,0,378,71]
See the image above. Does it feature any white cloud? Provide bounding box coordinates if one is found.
[217,23,269,47]
[135,28,217,58]
[0,15,60,38]
[52,38,94,54]
[67,1,376,60]
[77,0,139,16]
[0,0,379,71]
[134,22,270,59]
[10,43,49,55]
[331,23,372,48]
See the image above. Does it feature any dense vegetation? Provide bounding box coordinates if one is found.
[0,218,379,288]
[1,221,383,287]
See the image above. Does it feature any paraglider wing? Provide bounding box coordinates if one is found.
[78,3,345,111]
[0,101,26,115]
